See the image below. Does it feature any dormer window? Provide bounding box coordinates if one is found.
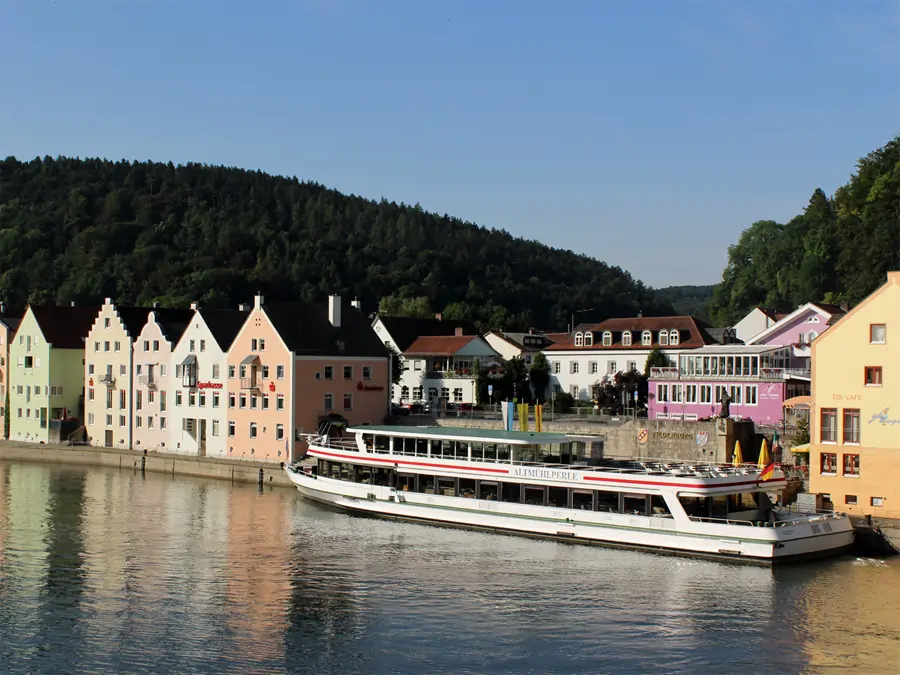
[584,332,593,346]
[659,331,669,346]
[622,331,632,346]
[602,331,612,347]
[642,330,652,346]
[574,332,584,347]
[669,329,679,346]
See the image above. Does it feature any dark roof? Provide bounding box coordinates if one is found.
[490,331,553,352]
[29,305,102,349]
[265,299,389,358]
[546,316,717,351]
[199,308,250,351]
[114,306,196,340]
[813,302,847,316]
[376,316,479,352]
[705,327,744,345]
[0,306,25,332]
[404,335,481,356]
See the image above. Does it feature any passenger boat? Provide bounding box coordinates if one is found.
[284,425,854,564]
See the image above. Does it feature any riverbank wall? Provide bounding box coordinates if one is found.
[0,441,295,488]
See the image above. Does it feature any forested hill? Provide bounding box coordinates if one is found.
[0,156,672,331]
[653,285,714,323]
[709,135,900,325]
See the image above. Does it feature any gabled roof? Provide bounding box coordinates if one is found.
[265,299,388,358]
[0,306,25,333]
[487,331,553,352]
[403,335,481,357]
[747,302,846,345]
[545,316,716,351]
[29,305,102,349]
[198,308,249,351]
[375,316,479,352]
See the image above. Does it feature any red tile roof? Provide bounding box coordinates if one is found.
[545,316,716,351]
[403,335,479,356]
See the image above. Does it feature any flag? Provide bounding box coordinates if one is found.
[772,430,781,456]
[759,462,776,481]
[518,403,529,431]
[535,404,543,432]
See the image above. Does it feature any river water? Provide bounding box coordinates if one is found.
[0,461,898,674]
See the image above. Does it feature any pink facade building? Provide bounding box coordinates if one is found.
[226,294,390,463]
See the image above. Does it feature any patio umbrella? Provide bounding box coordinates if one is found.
[732,440,744,466]
[757,438,771,468]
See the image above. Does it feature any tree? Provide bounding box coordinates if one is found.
[592,368,647,415]
[643,347,672,377]
[529,353,551,402]
[504,357,530,403]
[388,346,403,384]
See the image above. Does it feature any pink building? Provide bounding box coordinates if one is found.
[745,302,846,370]
[648,344,811,424]
[131,308,193,451]
[226,294,390,463]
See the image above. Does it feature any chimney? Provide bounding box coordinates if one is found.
[454,326,464,337]
[254,294,264,310]
[328,294,341,328]
[153,301,160,309]
[0,302,5,315]
[839,301,849,312]
[189,302,198,311]
[351,298,361,310]
[70,301,75,307]
[434,313,442,321]
[238,303,248,312]
[638,311,643,318]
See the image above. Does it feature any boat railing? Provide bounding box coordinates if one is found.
[689,510,844,528]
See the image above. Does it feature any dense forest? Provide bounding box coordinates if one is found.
[0,156,673,331]
[653,284,714,322]
[709,135,900,325]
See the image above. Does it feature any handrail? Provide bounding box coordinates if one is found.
[689,511,843,528]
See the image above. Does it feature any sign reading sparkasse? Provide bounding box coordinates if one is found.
[196,381,223,390]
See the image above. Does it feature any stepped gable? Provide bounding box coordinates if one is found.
[30,305,102,348]
[114,306,196,341]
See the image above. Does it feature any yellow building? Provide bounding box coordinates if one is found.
[809,271,900,519]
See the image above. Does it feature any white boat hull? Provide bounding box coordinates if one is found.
[286,468,854,565]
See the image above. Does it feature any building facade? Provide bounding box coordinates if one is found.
[808,272,900,519]
[733,307,777,343]
[399,333,500,406]
[544,316,717,401]
[0,307,24,437]
[8,306,98,443]
[747,302,846,370]
[170,308,248,458]
[483,330,553,367]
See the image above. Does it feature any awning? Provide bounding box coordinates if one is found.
[241,354,260,365]
[784,395,813,409]
[791,443,810,453]
[181,354,197,366]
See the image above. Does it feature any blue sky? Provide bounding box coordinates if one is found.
[1,0,897,287]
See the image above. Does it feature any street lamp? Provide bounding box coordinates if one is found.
[571,308,595,332]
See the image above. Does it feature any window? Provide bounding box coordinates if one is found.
[659,331,668,346]
[626,360,637,372]
[622,331,632,346]
[262,395,269,410]
[94,341,100,352]
[570,362,579,374]
[842,453,860,476]
[87,413,94,425]
[88,388,95,401]
[190,340,196,352]
[669,329,679,346]
[870,324,886,344]
[453,388,463,402]
[229,365,235,378]
[570,385,579,398]
[589,361,598,374]
[871,497,884,507]
[198,392,206,407]
[744,385,758,405]
[228,421,235,437]
[277,365,285,380]
[262,365,269,379]
[344,365,353,380]
[147,417,154,429]
[160,417,166,429]
[574,332,584,347]
[106,390,114,410]
[845,495,858,505]
[148,390,155,404]
[728,385,742,405]
[212,364,220,379]
[119,390,126,410]
[259,339,265,350]
[607,361,617,375]
[175,391,183,406]
[656,384,669,403]
[114,341,121,352]
[343,393,353,410]
[23,356,33,368]
[671,384,682,403]
[105,414,112,426]
[276,424,284,441]
[820,452,837,474]
[583,332,593,346]
[212,392,220,408]
[843,409,860,444]
[188,391,196,407]
[88,363,95,375]
[160,391,166,412]
[602,331,612,347]
[363,366,372,380]
[277,394,285,411]
[212,420,220,437]
[104,318,110,328]
[700,385,712,404]
[136,364,142,376]
[820,408,837,442]
[161,365,167,377]
[104,341,110,352]
[199,340,205,352]
[251,338,258,351]
[553,362,561,374]
[250,423,257,439]
[324,365,334,380]
[229,393,236,408]
[250,395,257,409]
[240,394,247,409]
[865,367,882,386]
[239,365,246,379]
[324,394,333,411]
[684,384,697,403]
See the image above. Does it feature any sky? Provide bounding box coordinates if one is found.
[1,0,898,287]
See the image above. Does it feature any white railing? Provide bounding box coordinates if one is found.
[650,367,811,381]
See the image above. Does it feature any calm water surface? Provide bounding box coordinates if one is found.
[0,461,898,674]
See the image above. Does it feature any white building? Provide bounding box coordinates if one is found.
[399,332,500,405]
[483,330,554,366]
[543,316,718,401]
[733,307,778,344]
[169,307,249,457]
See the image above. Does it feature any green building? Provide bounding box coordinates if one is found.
[8,305,99,443]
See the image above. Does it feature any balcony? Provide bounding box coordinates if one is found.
[99,374,116,387]
[138,374,157,389]
[650,366,811,381]
[424,370,476,380]
[649,367,679,380]
[240,377,262,392]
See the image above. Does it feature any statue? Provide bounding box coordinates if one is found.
[719,391,731,418]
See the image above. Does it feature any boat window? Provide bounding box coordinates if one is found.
[470,442,484,461]
[497,444,512,463]
[420,476,435,494]
[650,495,671,517]
[572,490,593,511]
[458,478,476,498]
[548,486,568,508]
[501,482,521,503]
[317,459,327,474]
[623,493,649,516]
[435,440,453,459]
[484,443,498,462]
[372,467,393,487]
[478,481,499,500]
[340,463,353,481]
[328,462,342,479]
[396,437,413,455]
[397,474,416,492]
[710,495,729,518]
[415,439,429,456]
[678,496,708,517]
[455,442,469,460]
[357,467,372,484]
[362,434,373,450]
[596,491,619,512]
[437,477,456,496]
[371,435,389,453]
[524,486,546,506]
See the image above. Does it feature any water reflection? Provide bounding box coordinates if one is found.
[0,461,897,674]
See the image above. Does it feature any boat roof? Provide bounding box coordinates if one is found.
[347,424,576,446]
